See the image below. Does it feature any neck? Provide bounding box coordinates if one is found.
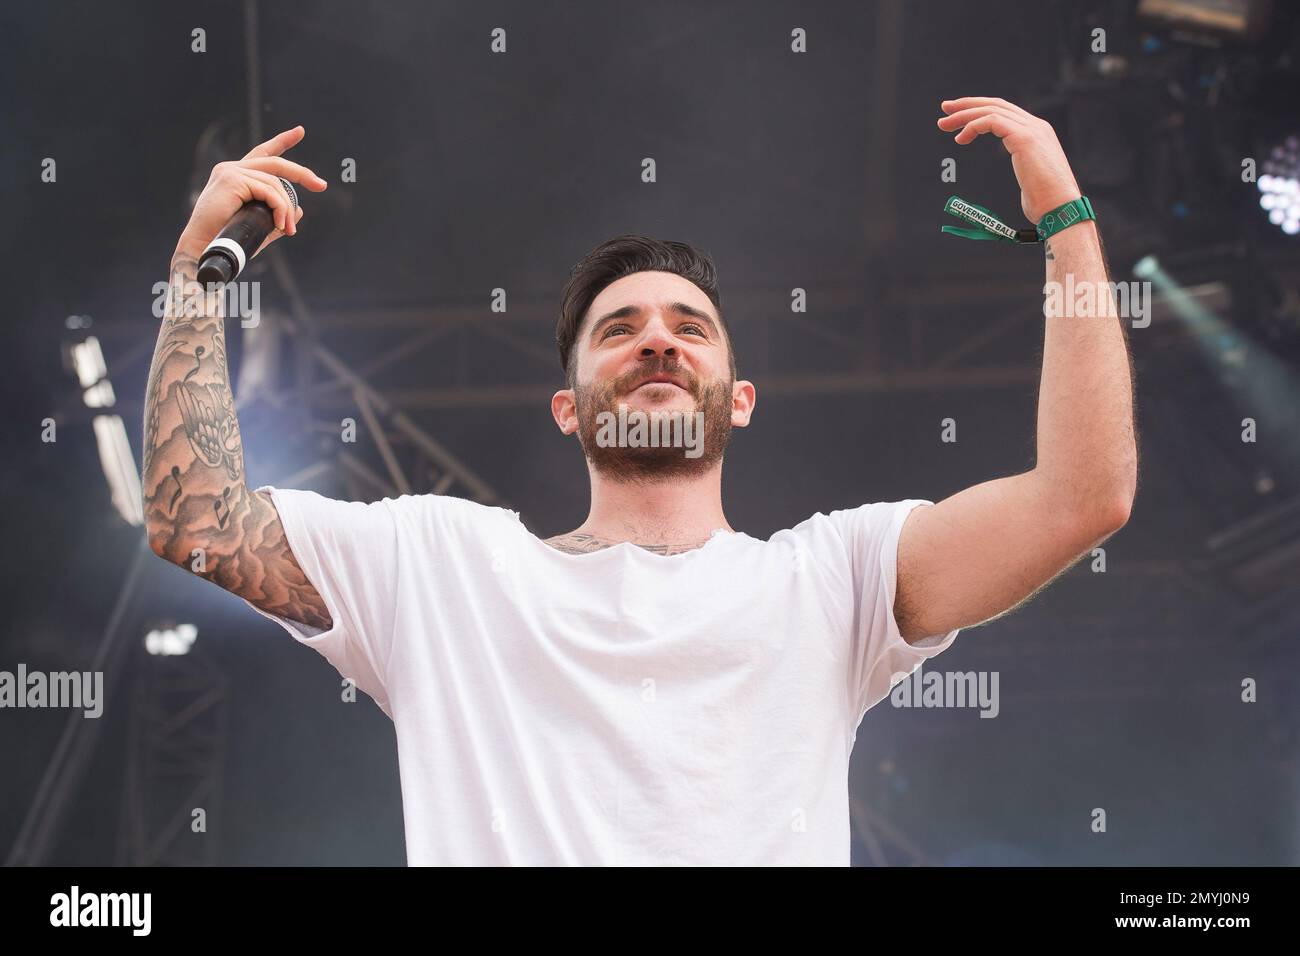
[574,461,732,545]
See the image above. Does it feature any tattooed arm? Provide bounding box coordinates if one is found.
[143,127,330,628]
[142,253,332,628]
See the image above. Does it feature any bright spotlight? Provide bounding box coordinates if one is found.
[1133,255,1159,279]
[1257,135,1300,236]
[144,624,198,656]
[64,332,141,526]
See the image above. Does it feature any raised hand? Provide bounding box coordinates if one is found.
[937,97,1082,223]
[174,126,329,263]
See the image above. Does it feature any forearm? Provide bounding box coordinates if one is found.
[1034,221,1137,521]
[142,252,252,563]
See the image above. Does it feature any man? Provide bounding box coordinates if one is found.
[143,97,1137,865]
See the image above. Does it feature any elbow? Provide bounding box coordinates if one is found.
[145,520,191,566]
[1055,482,1134,546]
[1039,466,1135,540]
[145,522,172,562]
[1088,483,1135,538]
[1100,494,1133,533]
[1106,461,1138,531]
[1091,450,1137,535]
[1060,498,1129,555]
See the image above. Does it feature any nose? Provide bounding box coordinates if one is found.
[635,316,678,360]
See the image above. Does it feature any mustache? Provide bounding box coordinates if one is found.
[612,359,699,398]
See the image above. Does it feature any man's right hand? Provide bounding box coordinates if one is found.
[174,126,328,263]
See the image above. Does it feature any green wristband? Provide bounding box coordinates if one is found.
[941,195,1040,244]
[941,194,1097,245]
[1035,196,1096,241]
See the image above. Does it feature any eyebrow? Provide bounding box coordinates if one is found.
[587,302,720,340]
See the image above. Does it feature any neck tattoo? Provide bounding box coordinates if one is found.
[543,531,723,556]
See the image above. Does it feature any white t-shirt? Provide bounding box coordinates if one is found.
[243,487,960,866]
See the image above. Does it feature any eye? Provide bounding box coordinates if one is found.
[680,324,706,336]
[602,324,631,339]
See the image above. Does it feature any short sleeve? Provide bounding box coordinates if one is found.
[241,485,403,717]
[821,500,962,728]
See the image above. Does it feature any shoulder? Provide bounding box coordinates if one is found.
[777,501,934,567]
[781,502,892,546]
[382,493,526,543]
[259,486,523,536]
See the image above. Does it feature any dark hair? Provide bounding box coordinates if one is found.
[556,235,734,386]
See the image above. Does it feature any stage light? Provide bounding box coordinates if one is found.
[1142,258,1300,484]
[144,624,198,656]
[92,415,144,526]
[1137,0,1274,42]
[1257,136,1300,236]
[70,336,116,408]
[64,331,142,526]
[1133,255,1159,279]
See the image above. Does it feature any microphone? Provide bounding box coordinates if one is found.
[196,177,299,285]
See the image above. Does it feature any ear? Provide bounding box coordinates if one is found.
[551,388,579,435]
[730,379,756,428]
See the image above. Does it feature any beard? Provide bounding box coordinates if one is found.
[573,358,735,483]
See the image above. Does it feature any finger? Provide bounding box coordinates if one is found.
[242,125,305,161]
[246,168,298,227]
[240,169,299,236]
[937,105,1016,131]
[941,97,1034,121]
[241,155,328,191]
[240,170,289,232]
[941,97,1032,119]
[953,113,1021,145]
[251,209,301,258]
[258,207,302,254]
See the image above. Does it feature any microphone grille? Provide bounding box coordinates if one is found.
[278,177,299,210]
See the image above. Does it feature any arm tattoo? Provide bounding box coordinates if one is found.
[175,335,241,480]
[142,254,332,630]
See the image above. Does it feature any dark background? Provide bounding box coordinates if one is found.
[2,0,1298,865]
